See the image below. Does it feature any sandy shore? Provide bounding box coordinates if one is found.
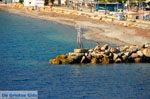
[0,4,150,46]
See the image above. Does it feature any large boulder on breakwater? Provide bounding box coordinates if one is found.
[101,55,110,64]
[101,44,109,51]
[110,48,120,53]
[49,55,68,64]
[119,46,129,52]
[142,48,150,57]
[62,56,82,64]
[144,43,150,48]
[91,58,99,64]
[74,49,89,53]
[130,53,138,58]
[80,56,91,64]
[49,59,60,64]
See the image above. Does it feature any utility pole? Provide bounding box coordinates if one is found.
[67,0,69,8]
[139,0,140,12]
[142,0,144,20]
[117,0,118,13]
[77,0,79,10]
[105,0,107,14]
[90,1,92,12]
[127,0,130,11]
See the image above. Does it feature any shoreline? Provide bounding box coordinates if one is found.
[1,4,150,46]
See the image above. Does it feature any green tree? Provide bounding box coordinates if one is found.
[19,0,24,3]
[45,0,49,5]
[50,0,55,5]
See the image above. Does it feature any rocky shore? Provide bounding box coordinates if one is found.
[50,43,150,64]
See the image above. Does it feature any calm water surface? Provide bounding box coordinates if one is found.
[0,11,150,99]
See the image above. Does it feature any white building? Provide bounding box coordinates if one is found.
[2,0,19,3]
[24,0,44,7]
[60,0,66,4]
[55,0,66,5]
[12,0,19,2]
[2,0,12,3]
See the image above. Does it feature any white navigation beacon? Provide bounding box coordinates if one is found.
[75,23,82,49]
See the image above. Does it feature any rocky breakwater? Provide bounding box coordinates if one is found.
[49,43,150,64]
[10,3,35,11]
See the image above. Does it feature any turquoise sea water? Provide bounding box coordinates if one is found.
[0,10,150,99]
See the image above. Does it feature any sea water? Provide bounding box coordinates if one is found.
[0,10,150,99]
